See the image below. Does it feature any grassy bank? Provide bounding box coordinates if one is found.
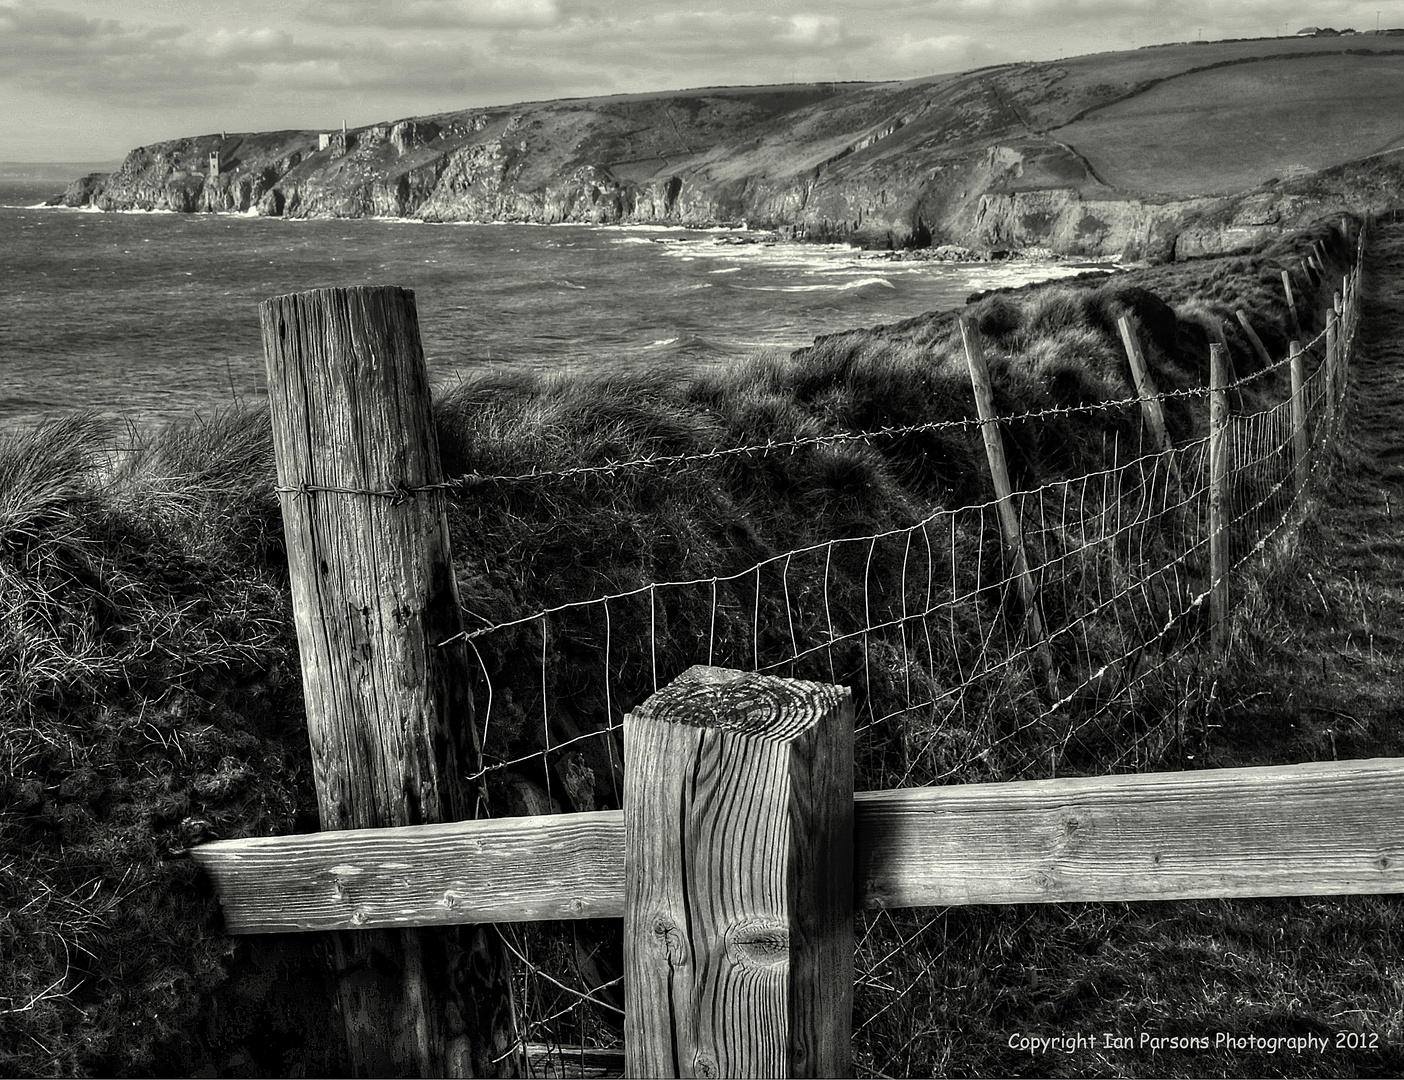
[2,217,1393,1078]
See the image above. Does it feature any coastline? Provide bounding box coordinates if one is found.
[12,196,1120,270]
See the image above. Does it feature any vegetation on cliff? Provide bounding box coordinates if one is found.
[5,217,1401,1076]
[54,36,1404,258]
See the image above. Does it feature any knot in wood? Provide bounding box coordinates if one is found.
[724,918,790,970]
[652,915,687,964]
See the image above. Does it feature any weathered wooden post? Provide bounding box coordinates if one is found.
[1324,313,1340,436]
[624,666,855,1078]
[1117,315,1173,455]
[1282,268,1302,338]
[1208,343,1230,656]
[1117,315,1184,497]
[1234,309,1274,370]
[260,286,512,1077]
[959,318,1054,688]
[1289,341,1308,507]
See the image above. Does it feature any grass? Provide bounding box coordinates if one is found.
[1,216,1393,1077]
[1058,53,1404,197]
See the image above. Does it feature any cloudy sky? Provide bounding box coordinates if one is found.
[1,0,1397,161]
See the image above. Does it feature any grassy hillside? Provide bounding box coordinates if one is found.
[55,37,1404,256]
[1059,53,1404,196]
[3,217,1393,1076]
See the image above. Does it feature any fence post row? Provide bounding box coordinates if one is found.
[224,225,1367,1074]
[959,318,1055,694]
[259,286,511,1077]
[624,665,855,1078]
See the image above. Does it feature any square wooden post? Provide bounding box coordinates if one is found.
[624,666,855,1078]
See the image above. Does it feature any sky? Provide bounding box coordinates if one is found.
[2,0,1401,162]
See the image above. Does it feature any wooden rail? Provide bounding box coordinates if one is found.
[191,757,1404,935]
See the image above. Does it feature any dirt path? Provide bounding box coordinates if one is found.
[1213,216,1404,764]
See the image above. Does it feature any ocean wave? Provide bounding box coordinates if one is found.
[729,276,896,293]
[641,332,722,356]
[554,279,587,290]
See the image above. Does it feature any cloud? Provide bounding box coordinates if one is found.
[5,0,1385,160]
[301,0,562,30]
[0,1,586,113]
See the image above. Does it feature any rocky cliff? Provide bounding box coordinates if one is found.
[53,36,1404,260]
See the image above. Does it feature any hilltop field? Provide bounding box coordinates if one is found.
[53,34,1404,258]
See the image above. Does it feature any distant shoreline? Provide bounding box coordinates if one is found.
[4,196,1123,270]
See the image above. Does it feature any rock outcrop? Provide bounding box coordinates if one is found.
[49,36,1404,260]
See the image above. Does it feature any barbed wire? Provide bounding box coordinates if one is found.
[480,233,1367,1073]
[272,385,1225,503]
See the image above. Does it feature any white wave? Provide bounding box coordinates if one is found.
[732,276,896,293]
[555,280,587,290]
[709,266,742,274]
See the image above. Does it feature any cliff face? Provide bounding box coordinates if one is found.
[54,37,1404,260]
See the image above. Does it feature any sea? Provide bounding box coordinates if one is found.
[0,176,1112,433]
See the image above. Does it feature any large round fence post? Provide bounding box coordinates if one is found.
[624,666,855,1078]
[260,286,512,1077]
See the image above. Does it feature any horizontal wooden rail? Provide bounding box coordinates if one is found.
[190,758,1404,934]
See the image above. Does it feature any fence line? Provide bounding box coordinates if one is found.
[436,222,1366,1066]
[181,220,1368,1074]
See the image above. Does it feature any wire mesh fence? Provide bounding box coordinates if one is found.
[442,231,1364,1074]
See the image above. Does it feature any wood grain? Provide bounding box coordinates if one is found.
[622,666,854,1078]
[260,285,508,1077]
[854,759,1404,906]
[191,759,1404,931]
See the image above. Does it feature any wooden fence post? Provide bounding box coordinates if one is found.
[624,666,855,1078]
[260,286,512,1077]
[1208,343,1230,656]
[1116,315,1184,498]
[1234,309,1274,370]
[1282,269,1303,339]
[959,319,1054,690]
[1116,315,1173,455]
[1324,313,1340,436]
[1290,341,1308,506]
